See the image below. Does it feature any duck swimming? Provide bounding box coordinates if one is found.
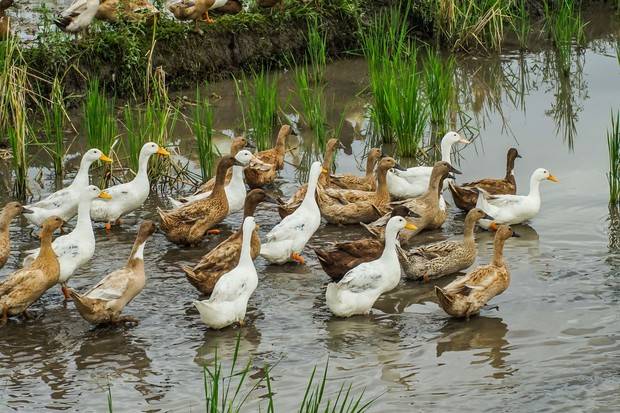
[329,147,382,191]
[244,125,291,188]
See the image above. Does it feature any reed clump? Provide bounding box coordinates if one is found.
[306,16,327,83]
[40,78,68,177]
[294,63,328,149]
[512,0,530,50]
[608,110,620,204]
[236,69,279,151]
[544,0,586,76]
[192,86,216,180]
[423,48,455,137]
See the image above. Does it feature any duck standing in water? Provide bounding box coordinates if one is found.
[0,202,30,270]
[194,217,258,329]
[435,224,519,318]
[244,125,291,188]
[0,217,64,327]
[325,216,417,317]
[70,221,157,325]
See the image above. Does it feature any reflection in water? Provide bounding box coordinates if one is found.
[436,316,513,377]
[193,324,262,367]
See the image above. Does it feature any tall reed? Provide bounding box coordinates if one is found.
[608,110,620,204]
[192,86,216,180]
[512,0,530,49]
[423,48,454,137]
[41,79,67,177]
[294,63,328,149]
[236,69,278,151]
[306,16,327,83]
[545,0,586,76]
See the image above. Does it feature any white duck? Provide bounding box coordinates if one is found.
[325,216,417,317]
[476,168,558,230]
[168,149,270,211]
[23,148,112,226]
[91,142,169,230]
[23,185,111,300]
[387,131,470,199]
[54,0,100,34]
[260,161,324,265]
[194,217,258,330]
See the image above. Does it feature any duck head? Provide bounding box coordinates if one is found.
[83,148,113,164]
[235,149,272,171]
[82,185,112,202]
[141,142,170,159]
[533,168,559,183]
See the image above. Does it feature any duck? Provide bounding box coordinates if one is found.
[54,0,100,34]
[96,0,160,23]
[194,217,258,329]
[449,147,522,211]
[158,155,244,246]
[23,186,112,301]
[244,125,291,188]
[168,149,271,210]
[91,142,169,230]
[0,216,64,326]
[0,202,29,270]
[278,137,340,218]
[208,0,242,17]
[260,161,324,265]
[70,220,157,325]
[183,189,279,295]
[329,147,382,191]
[167,0,211,32]
[317,157,403,225]
[0,0,13,40]
[23,148,112,227]
[399,208,492,282]
[325,216,417,317]
[387,131,470,199]
[435,224,518,318]
[475,168,558,230]
[313,206,414,281]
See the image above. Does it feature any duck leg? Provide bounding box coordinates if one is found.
[193,19,204,35]
[207,229,221,235]
[201,10,214,24]
[61,283,72,301]
[290,252,305,265]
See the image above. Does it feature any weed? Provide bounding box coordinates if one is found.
[423,48,455,137]
[544,0,587,76]
[236,69,279,151]
[294,63,328,149]
[40,78,68,177]
[192,86,216,180]
[608,110,620,203]
[306,16,327,83]
[512,0,530,50]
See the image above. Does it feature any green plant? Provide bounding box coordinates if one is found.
[608,110,620,203]
[84,79,118,158]
[107,384,113,413]
[306,16,327,83]
[544,0,587,76]
[192,86,216,180]
[41,78,67,177]
[512,0,530,49]
[423,48,454,137]
[294,63,328,148]
[236,69,279,151]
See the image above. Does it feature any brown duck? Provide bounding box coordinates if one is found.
[158,155,243,246]
[244,125,291,188]
[0,202,29,269]
[0,216,63,326]
[278,138,340,218]
[0,0,13,40]
[96,0,159,23]
[70,220,157,325]
[449,147,521,211]
[182,189,278,295]
[435,224,518,318]
[329,147,382,191]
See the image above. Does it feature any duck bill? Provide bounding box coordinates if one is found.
[321,167,329,174]
[512,231,521,238]
[547,174,559,183]
[458,138,471,144]
[448,164,462,175]
[489,222,499,232]
[98,191,112,200]
[250,157,272,171]
[404,222,418,231]
[157,147,170,157]
[21,207,34,214]
[99,154,113,163]
[483,213,495,221]
[264,194,283,205]
[393,163,407,171]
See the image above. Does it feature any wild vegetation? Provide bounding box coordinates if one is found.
[237,69,279,152]
[608,110,620,204]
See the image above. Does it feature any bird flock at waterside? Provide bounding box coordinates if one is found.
[0,126,559,330]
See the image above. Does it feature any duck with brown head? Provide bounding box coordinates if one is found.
[0,202,30,270]
[329,147,382,192]
[244,125,291,188]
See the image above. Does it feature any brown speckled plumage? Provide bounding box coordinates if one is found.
[96,0,159,23]
[191,137,247,197]
[329,148,381,191]
[244,125,290,188]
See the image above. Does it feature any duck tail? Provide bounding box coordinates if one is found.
[435,286,454,312]
[474,187,491,210]
[70,289,99,321]
[53,15,71,30]
[167,196,184,209]
[157,207,173,229]
[325,282,342,312]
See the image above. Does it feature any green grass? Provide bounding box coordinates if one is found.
[423,48,454,137]
[512,0,530,50]
[84,79,118,159]
[236,69,279,151]
[192,86,216,180]
[608,110,620,204]
[294,63,328,149]
[544,0,587,76]
[40,78,67,177]
[306,16,327,83]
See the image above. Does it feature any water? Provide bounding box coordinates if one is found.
[2,11,620,413]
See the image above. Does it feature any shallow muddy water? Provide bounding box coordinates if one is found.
[2,11,620,413]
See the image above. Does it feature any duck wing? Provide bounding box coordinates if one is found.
[85,268,131,301]
[338,262,382,293]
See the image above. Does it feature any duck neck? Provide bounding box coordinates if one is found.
[527,174,541,199]
[230,165,244,186]
[301,172,319,209]
[75,199,94,236]
[365,156,377,178]
[72,156,94,188]
[375,167,390,204]
[380,225,399,262]
[35,226,57,265]
[463,215,477,248]
[423,170,444,204]
[440,139,454,163]
[238,226,253,266]
[213,161,231,194]
[274,131,287,160]
[492,235,507,267]
[134,151,152,184]
[504,154,516,184]
[127,234,148,269]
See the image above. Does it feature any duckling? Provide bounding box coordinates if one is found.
[194,217,258,329]
[329,147,382,191]
[278,138,340,218]
[475,168,558,230]
[23,148,112,227]
[183,189,279,295]
[96,0,160,23]
[449,148,522,211]
[54,0,100,35]
[244,125,291,188]
[260,161,324,265]
[325,216,417,317]
[0,202,29,270]
[435,224,519,318]
[317,157,403,225]
[0,0,14,40]
[91,142,169,230]
[0,216,64,327]
[23,186,112,301]
[313,206,414,281]
[70,220,157,325]
[158,155,244,246]
[399,208,492,282]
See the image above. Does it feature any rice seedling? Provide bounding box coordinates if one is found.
[236,69,278,151]
[607,110,620,204]
[294,63,328,149]
[192,86,216,180]
[512,0,530,50]
[40,78,67,177]
[306,16,327,83]
[107,384,113,413]
[544,0,587,76]
[423,48,455,137]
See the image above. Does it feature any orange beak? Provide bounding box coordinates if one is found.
[99,154,113,163]
[489,222,499,232]
[157,147,170,156]
[98,191,112,200]
[547,174,559,183]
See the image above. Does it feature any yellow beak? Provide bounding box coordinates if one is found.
[98,191,112,200]
[157,147,170,156]
[404,222,417,231]
[99,154,113,163]
[547,174,559,183]
[322,167,329,174]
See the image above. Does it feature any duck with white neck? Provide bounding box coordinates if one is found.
[260,161,324,265]
[167,149,271,210]
[23,185,112,300]
[23,148,112,226]
[326,216,417,317]
[194,217,259,330]
[476,168,558,230]
[91,142,169,230]
[387,131,470,199]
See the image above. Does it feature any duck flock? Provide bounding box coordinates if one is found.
[0,126,559,329]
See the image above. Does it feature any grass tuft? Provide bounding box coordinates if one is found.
[544,0,587,76]
[236,69,279,151]
[192,85,216,180]
[40,78,68,177]
[423,48,455,138]
[608,110,620,204]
